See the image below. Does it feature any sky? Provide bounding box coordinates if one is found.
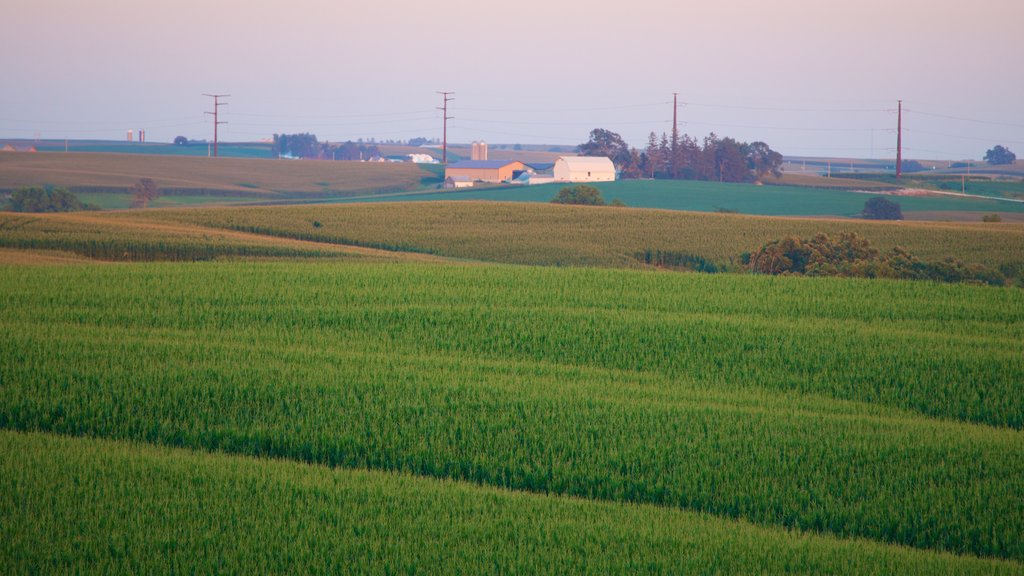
[2,0,1022,159]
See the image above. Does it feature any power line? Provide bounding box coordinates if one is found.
[904,108,1024,129]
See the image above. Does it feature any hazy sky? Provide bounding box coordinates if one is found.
[3,0,1022,159]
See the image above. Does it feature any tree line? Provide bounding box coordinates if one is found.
[272,133,383,161]
[578,128,784,183]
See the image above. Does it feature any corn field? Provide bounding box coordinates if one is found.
[2,261,1022,570]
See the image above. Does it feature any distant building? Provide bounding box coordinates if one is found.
[407,153,439,164]
[444,175,475,189]
[554,156,615,182]
[445,160,525,183]
[0,144,37,153]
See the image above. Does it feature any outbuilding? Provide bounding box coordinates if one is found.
[553,156,615,182]
[444,160,525,183]
[444,175,475,189]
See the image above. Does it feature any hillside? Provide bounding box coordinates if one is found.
[0,152,437,202]
[123,201,1021,269]
[326,179,1024,219]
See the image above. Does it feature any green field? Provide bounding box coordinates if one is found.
[1,201,1022,572]
[2,430,1017,575]
[332,179,1024,217]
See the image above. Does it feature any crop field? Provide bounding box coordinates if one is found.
[0,152,436,202]
[131,201,1024,270]
[329,179,1024,218]
[0,261,1022,573]
[1,200,1023,572]
[0,211,448,263]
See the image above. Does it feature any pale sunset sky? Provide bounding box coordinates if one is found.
[2,0,1021,159]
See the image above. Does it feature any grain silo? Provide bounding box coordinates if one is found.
[471,141,488,161]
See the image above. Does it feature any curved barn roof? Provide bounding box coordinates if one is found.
[556,156,615,170]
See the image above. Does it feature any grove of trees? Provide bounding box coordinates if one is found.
[984,145,1017,165]
[577,128,784,184]
[272,133,382,161]
[4,187,98,212]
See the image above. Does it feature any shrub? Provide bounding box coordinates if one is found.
[861,197,903,220]
[748,232,1005,285]
[982,214,1002,223]
[4,186,98,212]
[551,185,605,206]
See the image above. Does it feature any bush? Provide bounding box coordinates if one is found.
[4,186,98,212]
[748,232,1006,285]
[551,185,605,206]
[861,197,903,220]
[982,214,1003,223]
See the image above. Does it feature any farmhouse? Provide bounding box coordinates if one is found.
[445,160,526,183]
[554,156,615,182]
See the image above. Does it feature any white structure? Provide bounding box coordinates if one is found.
[553,156,616,182]
[444,176,475,189]
[407,153,439,164]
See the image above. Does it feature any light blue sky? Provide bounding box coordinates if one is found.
[2,0,1022,159]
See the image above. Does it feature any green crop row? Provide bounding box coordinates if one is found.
[4,431,1016,575]
[2,262,1021,561]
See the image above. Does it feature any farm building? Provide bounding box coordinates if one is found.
[1,144,37,153]
[444,175,475,189]
[445,160,526,183]
[554,156,615,182]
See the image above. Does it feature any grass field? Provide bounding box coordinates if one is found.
[1,200,1022,572]
[0,152,437,203]
[329,179,1024,218]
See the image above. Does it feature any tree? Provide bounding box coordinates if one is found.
[173,135,188,146]
[578,128,633,173]
[273,133,320,159]
[130,178,160,208]
[551,184,605,206]
[861,196,903,220]
[745,141,784,181]
[984,145,1016,165]
[4,186,96,212]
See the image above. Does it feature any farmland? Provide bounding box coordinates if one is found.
[128,201,1024,270]
[1,200,1023,572]
[0,152,438,204]
[329,178,1024,218]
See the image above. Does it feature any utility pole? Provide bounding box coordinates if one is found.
[671,92,679,176]
[437,91,454,164]
[204,93,229,157]
[896,99,902,179]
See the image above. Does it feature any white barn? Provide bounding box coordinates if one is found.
[553,156,616,182]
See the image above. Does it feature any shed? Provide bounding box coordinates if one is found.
[444,176,475,189]
[553,156,615,182]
